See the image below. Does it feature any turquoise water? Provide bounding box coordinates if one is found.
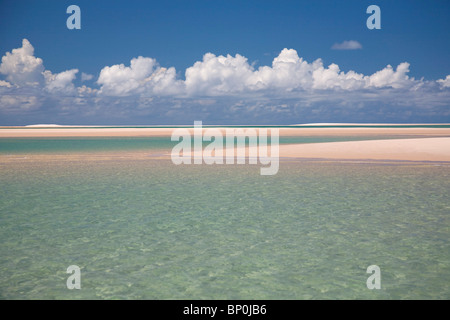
[0,135,424,154]
[0,158,449,299]
[0,137,172,154]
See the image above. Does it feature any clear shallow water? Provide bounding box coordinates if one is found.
[0,135,421,154]
[0,158,448,299]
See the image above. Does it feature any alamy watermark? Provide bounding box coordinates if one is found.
[66,5,81,30]
[66,5,380,31]
[66,265,81,289]
[367,5,381,30]
[171,121,279,175]
[366,265,381,289]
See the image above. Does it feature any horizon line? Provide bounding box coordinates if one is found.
[0,123,450,129]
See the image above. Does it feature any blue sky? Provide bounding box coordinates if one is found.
[0,0,449,125]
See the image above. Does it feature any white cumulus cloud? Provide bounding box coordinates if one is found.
[368,62,412,89]
[185,53,254,95]
[97,56,183,96]
[0,39,44,86]
[312,63,366,90]
[437,75,450,88]
[249,48,320,91]
[44,69,79,94]
[183,48,415,94]
[0,39,79,95]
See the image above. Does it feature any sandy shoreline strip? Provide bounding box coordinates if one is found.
[1,126,450,137]
[278,137,450,162]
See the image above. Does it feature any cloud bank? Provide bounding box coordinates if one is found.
[0,39,449,124]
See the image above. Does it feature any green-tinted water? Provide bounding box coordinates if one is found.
[0,135,424,154]
[0,159,448,299]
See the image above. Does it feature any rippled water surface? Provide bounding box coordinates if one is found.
[0,158,449,299]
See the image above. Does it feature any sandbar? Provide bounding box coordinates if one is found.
[1,126,450,163]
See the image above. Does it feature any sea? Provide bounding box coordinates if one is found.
[0,132,449,299]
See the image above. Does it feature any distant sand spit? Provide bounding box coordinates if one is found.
[278,137,450,162]
[1,126,450,138]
